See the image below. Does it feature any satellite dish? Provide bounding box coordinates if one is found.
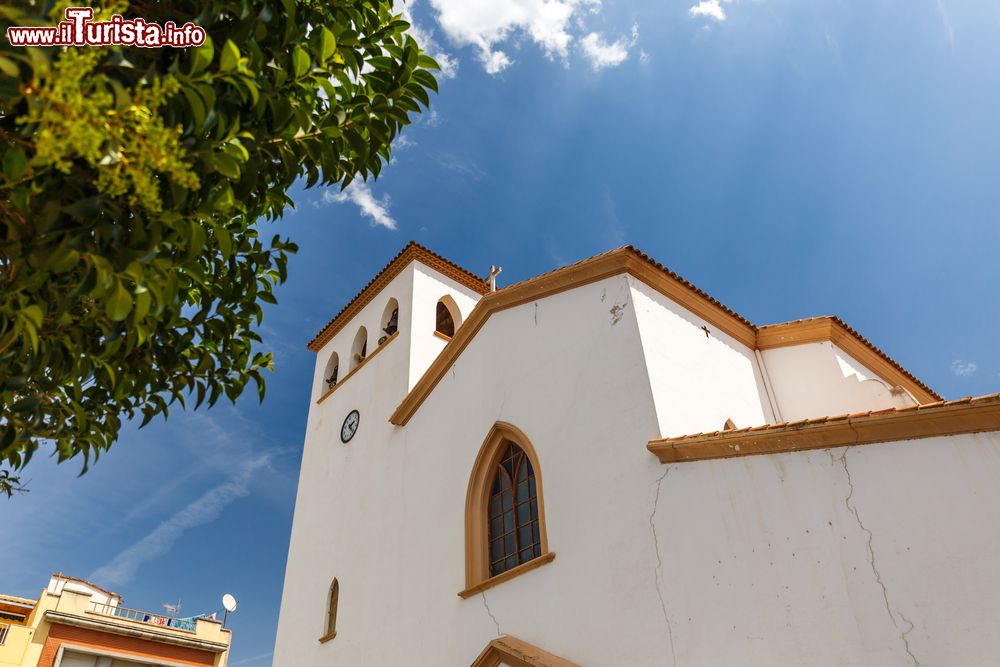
[222,594,238,613]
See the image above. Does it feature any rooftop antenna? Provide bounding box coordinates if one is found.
[488,265,502,292]
[221,593,238,628]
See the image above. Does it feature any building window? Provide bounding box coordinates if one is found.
[350,327,367,369]
[324,352,340,391]
[461,422,554,598]
[435,296,461,338]
[380,298,399,342]
[0,623,8,646]
[488,442,542,576]
[320,579,339,642]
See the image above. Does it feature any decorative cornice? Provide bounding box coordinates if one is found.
[647,393,1000,463]
[307,242,490,352]
[44,611,229,653]
[471,634,580,667]
[756,316,940,403]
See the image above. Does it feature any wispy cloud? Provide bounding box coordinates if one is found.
[434,153,486,179]
[324,182,398,230]
[689,0,727,22]
[230,651,274,666]
[936,0,955,47]
[951,360,977,377]
[579,23,638,71]
[89,457,270,586]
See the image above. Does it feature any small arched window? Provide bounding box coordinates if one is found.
[350,327,367,369]
[461,422,553,597]
[321,578,339,642]
[323,352,339,391]
[380,298,399,341]
[487,442,541,576]
[435,296,461,338]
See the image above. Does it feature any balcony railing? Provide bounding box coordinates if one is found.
[86,602,196,633]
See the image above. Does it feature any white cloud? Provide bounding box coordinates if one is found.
[579,23,637,71]
[639,50,650,64]
[89,457,269,586]
[394,134,416,150]
[426,0,609,74]
[325,182,398,230]
[482,49,513,74]
[689,0,726,21]
[951,360,977,377]
[396,0,460,79]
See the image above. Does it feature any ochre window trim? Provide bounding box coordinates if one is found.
[460,422,554,599]
[319,578,338,643]
[471,634,580,667]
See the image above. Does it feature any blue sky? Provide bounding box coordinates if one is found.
[3,0,999,664]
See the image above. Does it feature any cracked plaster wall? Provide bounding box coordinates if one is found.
[649,432,1000,666]
[278,266,1000,667]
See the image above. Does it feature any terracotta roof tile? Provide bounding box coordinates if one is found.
[307,242,489,351]
[652,393,1000,444]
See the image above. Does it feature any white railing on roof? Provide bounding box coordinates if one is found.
[86,601,197,632]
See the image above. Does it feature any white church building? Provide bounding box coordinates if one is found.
[273,242,1000,666]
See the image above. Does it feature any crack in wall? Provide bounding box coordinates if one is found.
[898,612,925,667]
[481,591,501,637]
[649,466,677,666]
[831,446,924,667]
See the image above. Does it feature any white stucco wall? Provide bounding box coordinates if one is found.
[276,264,994,667]
[629,278,772,437]
[274,274,674,666]
[762,342,917,422]
[650,431,1000,666]
[408,262,482,390]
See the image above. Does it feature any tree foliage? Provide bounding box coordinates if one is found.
[0,0,439,496]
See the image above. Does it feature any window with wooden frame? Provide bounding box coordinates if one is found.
[435,295,462,338]
[460,422,554,598]
[320,579,338,643]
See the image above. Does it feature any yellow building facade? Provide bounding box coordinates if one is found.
[0,575,230,667]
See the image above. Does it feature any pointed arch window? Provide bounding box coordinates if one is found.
[488,442,541,576]
[320,578,338,643]
[435,297,459,338]
[461,422,555,598]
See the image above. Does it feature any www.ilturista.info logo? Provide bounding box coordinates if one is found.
[6,7,206,47]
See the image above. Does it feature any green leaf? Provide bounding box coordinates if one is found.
[0,56,18,77]
[292,47,310,78]
[3,146,27,180]
[189,36,214,75]
[417,54,441,70]
[215,153,241,180]
[220,39,240,72]
[19,305,43,328]
[319,27,337,61]
[106,282,132,321]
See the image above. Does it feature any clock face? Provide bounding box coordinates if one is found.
[341,410,360,443]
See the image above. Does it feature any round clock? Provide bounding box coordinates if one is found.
[341,410,360,443]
